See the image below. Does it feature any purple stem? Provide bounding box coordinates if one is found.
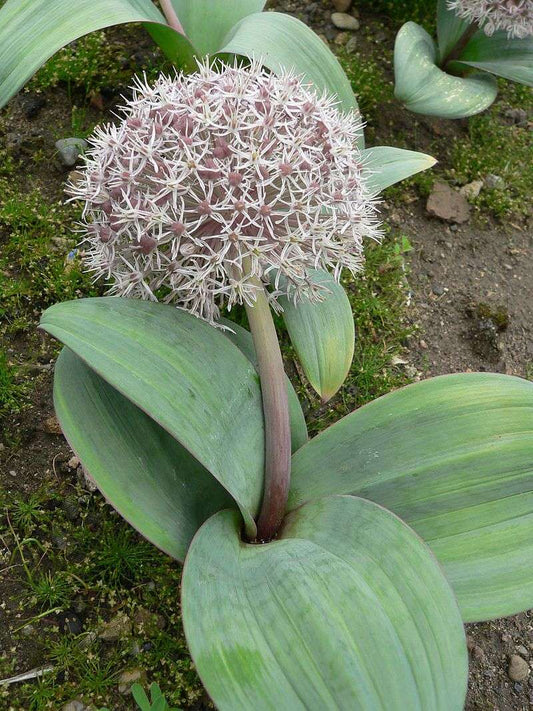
[245,281,291,542]
[440,21,479,71]
[159,0,186,36]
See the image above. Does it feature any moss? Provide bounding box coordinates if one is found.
[29,31,132,96]
[338,50,392,122]
[356,0,436,29]
[0,174,94,334]
[0,350,27,420]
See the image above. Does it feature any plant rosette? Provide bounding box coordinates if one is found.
[35,57,533,710]
[393,0,533,118]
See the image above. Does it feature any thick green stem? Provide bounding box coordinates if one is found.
[440,21,479,71]
[245,283,291,542]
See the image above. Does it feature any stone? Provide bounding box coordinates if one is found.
[118,668,146,694]
[77,466,98,492]
[426,181,471,224]
[62,701,86,711]
[509,655,530,682]
[432,284,445,296]
[331,12,360,30]
[484,173,505,190]
[55,138,88,168]
[345,36,358,53]
[332,0,352,11]
[43,415,63,435]
[133,607,166,636]
[459,180,483,200]
[334,31,350,45]
[516,645,529,657]
[68,456,80,469]
[99,612,132,641]
[504,107,528,126]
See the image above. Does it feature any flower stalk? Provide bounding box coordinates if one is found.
[440,21,480,71]
[245,280,291,542]
[159,0,186,36]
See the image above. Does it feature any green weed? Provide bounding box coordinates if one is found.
[26,570,74,610]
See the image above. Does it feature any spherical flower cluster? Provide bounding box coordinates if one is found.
[70,60,381,324]
[447,0,533,38]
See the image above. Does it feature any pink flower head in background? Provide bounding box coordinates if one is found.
[70,60,381,325]
[447,0,533,38]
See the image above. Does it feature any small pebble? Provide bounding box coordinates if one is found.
[484,173,505,191]
[331,12,360,30]
[509,654,530,682]
[118,668,145,694]
[334,31,350,45]
[419,339,428,350]
[345,36,358,52]
[43,415,63,435]
[55,137,88,168]
[459,180,483,200]
[432,284,445,296]
[62,702,86,711]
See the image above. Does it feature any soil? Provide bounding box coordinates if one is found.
[1,1,532,709]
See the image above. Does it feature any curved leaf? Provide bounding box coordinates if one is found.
[453,32,533,86]
[169,0,265,57]
[220,319,308,452]
[394,22,498,118]
[436,0,471,61]
[277,269,354,402]
[0,0,195,110]
[289,373,533,622]
[182,495,467,711]
[54,348,234,561]
[40,297,264,538]
[362,146,436,195]
[218,11,362,140]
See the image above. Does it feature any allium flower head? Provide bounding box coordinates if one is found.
[447,0,533,38]
[70,60,380,324]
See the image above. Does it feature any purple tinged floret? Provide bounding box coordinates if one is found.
[447,0,533,38]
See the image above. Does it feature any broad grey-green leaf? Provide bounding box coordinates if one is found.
[436,0,471,61]
[0,0,195,110]
[362,146,436,195]
[169,0,265,57]
[182,495,467,711]
[394,22,498,118]
[40,297,264,538]
[452,32,533,86]
[54,348,234,561]
[218,11,362,138]
[277,269,354,402]
[220,318,308,452]
[289,373,533,622]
